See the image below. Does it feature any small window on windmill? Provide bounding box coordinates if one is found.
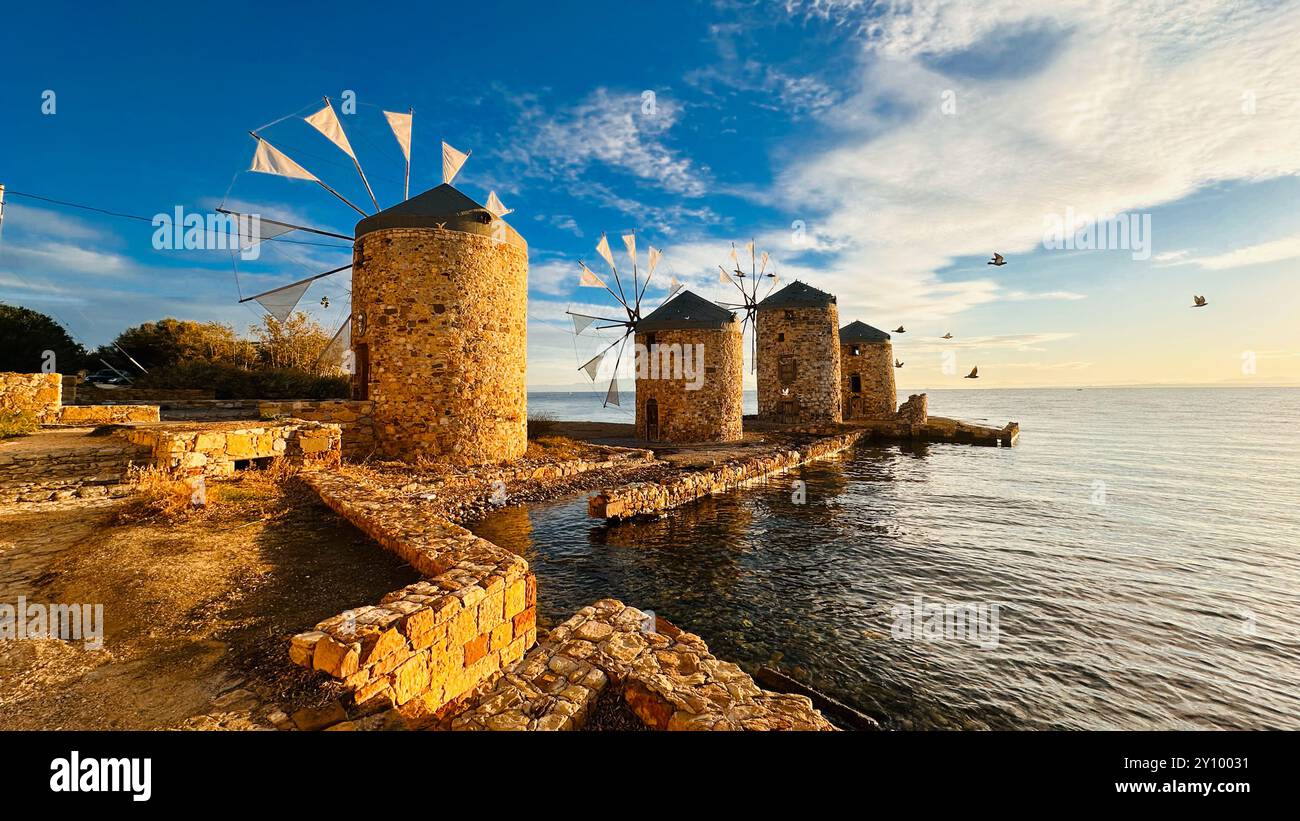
[356,312,367,336]
[851,374,862,394]
[645,332,656,348]
[778,355,797,385]
[777,333,785,342]
[851,344,861,356]
[784,310,795,320]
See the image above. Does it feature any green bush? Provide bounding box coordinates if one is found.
[133,362,349,400]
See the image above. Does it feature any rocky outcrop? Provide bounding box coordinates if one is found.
[0,372,62,424]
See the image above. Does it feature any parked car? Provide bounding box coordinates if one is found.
[84,370,133,386]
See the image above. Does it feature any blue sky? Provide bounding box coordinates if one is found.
[1,0,1298,390]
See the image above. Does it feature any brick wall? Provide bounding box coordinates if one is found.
[755,305,842,424]
[57,405,160,426]
[633,326,744,443]
[352,227,528,465]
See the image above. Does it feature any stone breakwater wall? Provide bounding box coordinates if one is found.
[124,421,342,478]
[258,400,375,459]
[0,438,152,504]
[56,405,160,426]
[293,470,536,720]
[588,430,866,520]
[453,598,834,731]
[0,372,62,424]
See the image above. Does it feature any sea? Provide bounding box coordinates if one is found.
[472,387,1300,729]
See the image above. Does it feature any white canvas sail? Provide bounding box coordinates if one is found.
[759,250,770,274]
[570,313,597,334]
[485,191,512,217]
[318,316,352,372]
[305,104,356,160]
[647,247,662,278]
[719,266,732,284]
[580,351,605,380]
[442,141,469,184]
[578,262,606,288]
[622,232,637,267]
[605,376,620,407]
[596,234,616,271]
[250,138,318,181]
[384,110,413,160]
[252,278,313,322]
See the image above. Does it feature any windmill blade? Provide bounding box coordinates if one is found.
[485,191,512,217]
[605,376,621,407]
[239,263,353,323]
[215,208,351,241]
[249,132,367,217]
[306,97,379,212]
[442,141,470,185]
[567,311,621,335]
[579,351,605,380]
[315,314,353,370]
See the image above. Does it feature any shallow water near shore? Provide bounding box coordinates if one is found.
[474,387,1300,729]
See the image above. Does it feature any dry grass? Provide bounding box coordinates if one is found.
[524,435,591,461]
[0,410,38,439]
[113,458,303,525]
[527,410,558,439]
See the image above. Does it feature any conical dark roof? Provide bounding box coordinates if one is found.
[638,290,736,331]
[354,184,525,248]
[839,320,891,343]
[756,280,836,310]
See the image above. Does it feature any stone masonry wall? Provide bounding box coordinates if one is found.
[258,400,374,459]
[589,430,865,520]
[57,405,160,426]
[352,227,528,465]
[756,305,841,424]
[633,326,743,443]
[841,341,896,420]
[123,421,341,478]
[0,372,62,424]
[294,471,536,720]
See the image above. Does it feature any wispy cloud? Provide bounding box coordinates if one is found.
[1193,234,1300,270]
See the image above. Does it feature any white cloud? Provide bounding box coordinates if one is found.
[1193,234,1300,270]
[771,0,1300,322]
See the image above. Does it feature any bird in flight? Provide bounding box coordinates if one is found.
[964,366,979,379]
[893,325,906,334]
[320,296,330,309]
[895,360,904,368]
[988,253,1006,266]
[1191,295,1208,308]
[942,332,954,339]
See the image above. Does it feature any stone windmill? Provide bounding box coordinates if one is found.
[223,96,526,464]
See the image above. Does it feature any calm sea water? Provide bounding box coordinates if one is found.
[476,387,1300,729]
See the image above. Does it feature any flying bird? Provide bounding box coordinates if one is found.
[942,332,954,339]
[988,253,1006,266]
[1191,295,1208,308]
[895,360,904,368]
[320,296,330,309]
[964,366,979,379]
[894,326,906,334]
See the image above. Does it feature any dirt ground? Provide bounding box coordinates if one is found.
[0,478,420,730]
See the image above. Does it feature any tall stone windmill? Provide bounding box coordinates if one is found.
[224,96,526,464]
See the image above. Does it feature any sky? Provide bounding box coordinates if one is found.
[1,0,1298,393]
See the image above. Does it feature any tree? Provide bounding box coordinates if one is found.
[0,303,88,373]
[100,318,255,371]
[249,312,338,375]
